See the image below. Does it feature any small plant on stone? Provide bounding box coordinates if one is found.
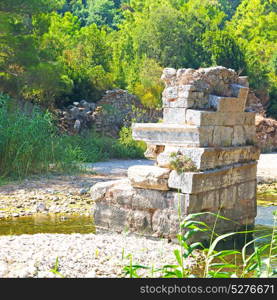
[169,152,197,174]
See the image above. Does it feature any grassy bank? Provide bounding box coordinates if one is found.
[0,93,145,180]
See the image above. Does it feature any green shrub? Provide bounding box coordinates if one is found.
[62,127,146,163]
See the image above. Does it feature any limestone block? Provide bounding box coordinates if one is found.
[144,144,165,160]
[244,125,257,144]
[185,110,255,126]
[237,180,256,200]
[157,146,260,171]
[152,209,180,237]
[162,86,178,102]
[168,162,257,194]
[219,185,237,210]
[162,96,195,108]
[233,125,245,146]
[90,179,128,202]
[212,126,233,146]
[93,203,152,232]
[133,123,255,148]
[131,188,169,210]
[163,108,187,123]
[244,113,256,125]
[161,68,176,87]
[132,123,202,147]
[230,84,249,101]
[105,180,134,206]
[208,95,246,112]
[128,165,171,190]
[127,210,153,232]
[185,190,220,213]
[93,203,129,230]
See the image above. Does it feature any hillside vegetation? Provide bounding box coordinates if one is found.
[0,0,276,178]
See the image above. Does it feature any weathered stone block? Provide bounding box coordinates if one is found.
[185,190,220,213]
[152,209,180,237]
[185,110,255,126]
[243,125,257,144]
[90,179,127,202]
[157,146,260,171]
[132,123,202,147]
[131,188,169,210]
[233,125,245,146]
[161,68,176,87]
[162,96,195,108]
[93,203,152,233]
[237,180,256,200]
[168,162,257,194]
[219,185,237,210]
[208,95,246,112]
[163,107,187,123]
[230,84,249,101]
[128,165,171,190]
[212,126,233,146]
[133,123,255,147]
[144,144,165,160]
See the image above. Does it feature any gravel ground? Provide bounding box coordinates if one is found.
[0,231,200,278]
[257,152,277,183]
[0,173,123,219]
[0,157,275,278]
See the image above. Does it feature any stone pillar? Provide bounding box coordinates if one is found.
[90,66,260,245]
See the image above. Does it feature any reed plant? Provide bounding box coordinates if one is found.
[123,210,277,278]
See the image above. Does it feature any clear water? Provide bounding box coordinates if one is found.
[0,214,95,236]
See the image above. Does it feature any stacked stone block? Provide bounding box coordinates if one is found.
[90,66,260,243]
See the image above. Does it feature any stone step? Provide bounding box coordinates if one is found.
[230,84,249,101]
[168,161,257,194]
[157,145,260,171]
[185,110,255,126]
[128,165,171,190]
[91,178,256,240]
[163,109,255,126]
[132,123,256,147]
[208,95,246,112]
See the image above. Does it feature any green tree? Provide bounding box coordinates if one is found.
[0,0,64,98]
[227,0,277,90]
[63,24,113,101]
[202,30,246,72]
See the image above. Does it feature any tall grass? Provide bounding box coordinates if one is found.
[61,127,146,163]
[123,211,277,278]
[0,93,81,179]
[0,93,146,179]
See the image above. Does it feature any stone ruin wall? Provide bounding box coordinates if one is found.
[90,66,260,244]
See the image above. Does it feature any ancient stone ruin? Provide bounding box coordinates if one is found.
[90,66,260,244]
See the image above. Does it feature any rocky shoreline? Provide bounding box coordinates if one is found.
[0,173,122,219]
[0,159,275,278]
[0,231,201,278]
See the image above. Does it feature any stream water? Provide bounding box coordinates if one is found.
[0,196,275,237]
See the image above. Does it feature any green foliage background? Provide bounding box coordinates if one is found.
[0,0,276,114]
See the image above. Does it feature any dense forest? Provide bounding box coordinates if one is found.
[0,0,276,179]
[0,0,276,113]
